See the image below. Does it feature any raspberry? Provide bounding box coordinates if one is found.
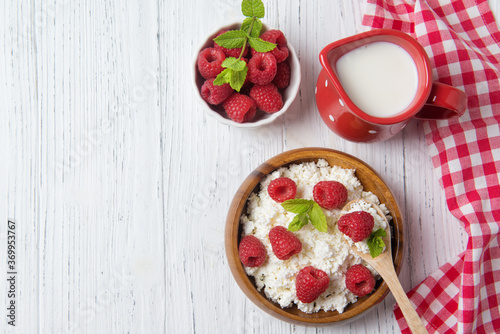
[249,84,283,114]
[337,211,374,242]
[345,264,375,297]
[200,78,234,105]
[268,226,302,260]
[222,93,257,123]
[267,177,296,202]
[313,181,348,210]
[252,29,289,63]
[238,235,267,267]
[214,30,248,58]
[295,266,330,303]
[197,47,226,79]
[247,52,277,85]
[272,61,291,89]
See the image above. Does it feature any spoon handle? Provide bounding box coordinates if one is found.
[375,258,428,334]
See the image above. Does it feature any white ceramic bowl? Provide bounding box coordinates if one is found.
[193,22,301,128]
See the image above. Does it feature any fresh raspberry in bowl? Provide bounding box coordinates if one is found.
[313,180,348,209]
[251,29,289,63]
[338,210,375,243]
[249,83,284,114]
[197,48,226,79]
[296,266,330,303]
[238,235,267,267]
[268,226,302,260]
[193,22,300,128]
[273,61,291,89]
[346,264,376,297]
[267,177,296,202]
[247,52,277,85]
[222,93,257,123]
[200,78,234,105]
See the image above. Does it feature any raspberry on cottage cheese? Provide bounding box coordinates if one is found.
[240,159,391,314]
[339,199,389,254]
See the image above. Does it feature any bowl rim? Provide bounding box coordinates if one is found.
[224,147,404,325]
[192,22,301,128]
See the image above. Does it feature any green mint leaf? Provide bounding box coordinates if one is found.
[371,228,387,238]
[241,17,262,37]
[287,214,302,232]
[368,237,385,258]
[213,68,233,86]
[213,30,247,49]
[241,0,265,18]
[309,203,328,232]
[248,36,276,53]
[281,199,314,214]
[229,66,247,92]
[287,213,309,232]
[367,228,387,258]
[222,57,247,71]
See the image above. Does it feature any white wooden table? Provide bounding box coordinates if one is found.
[2,1,499,333]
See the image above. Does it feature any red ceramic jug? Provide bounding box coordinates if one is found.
[316,29,467,143]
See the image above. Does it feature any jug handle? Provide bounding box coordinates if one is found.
[413,82,467,120]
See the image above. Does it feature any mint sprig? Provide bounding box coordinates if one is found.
[212,0,276,91]
[241,0,265,18]
[241,17,262,37]
[213,30,247,49]
[282,199,328,232]
[367,228,387,258]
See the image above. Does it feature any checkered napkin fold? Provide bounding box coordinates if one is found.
[362,0,500,333]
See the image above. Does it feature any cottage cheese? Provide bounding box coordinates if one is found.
[240,159,391,314]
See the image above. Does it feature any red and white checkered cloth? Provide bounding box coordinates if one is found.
[362,0,500,333]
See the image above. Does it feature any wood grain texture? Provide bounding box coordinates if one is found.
[1,0,496,333]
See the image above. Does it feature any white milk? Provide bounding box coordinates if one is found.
[335,41,418,118]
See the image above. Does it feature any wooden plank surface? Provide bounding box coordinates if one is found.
[2,0,496,333]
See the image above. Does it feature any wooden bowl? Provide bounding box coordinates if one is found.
[225,147,404,325]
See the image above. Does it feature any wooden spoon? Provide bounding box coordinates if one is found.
[342,199,428,334]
